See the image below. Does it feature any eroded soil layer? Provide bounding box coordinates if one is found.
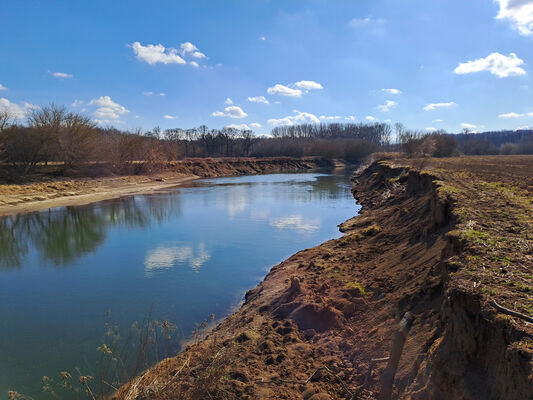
[113,155,532,400]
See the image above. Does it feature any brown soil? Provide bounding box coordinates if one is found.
[107,155,531,400]
[0,157,333,216]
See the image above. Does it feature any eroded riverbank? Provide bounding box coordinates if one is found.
[113,155,533,400]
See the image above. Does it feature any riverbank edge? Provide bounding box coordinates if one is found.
[0,157,337,217]
[111,155,533,400]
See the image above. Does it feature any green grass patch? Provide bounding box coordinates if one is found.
[345,281,368,297]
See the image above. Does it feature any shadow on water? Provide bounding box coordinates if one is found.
[0,195,183,269]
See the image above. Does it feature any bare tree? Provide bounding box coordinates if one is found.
[0,108,14,132]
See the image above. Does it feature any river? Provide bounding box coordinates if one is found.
[0,170,360,397]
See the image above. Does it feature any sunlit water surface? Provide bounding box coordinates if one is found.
[0,170,359,397]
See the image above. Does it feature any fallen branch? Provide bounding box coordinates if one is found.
[491,300,533,324]
[379,312,414,400]
[350,357,389,400]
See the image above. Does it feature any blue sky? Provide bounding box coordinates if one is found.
[1,0,532,135]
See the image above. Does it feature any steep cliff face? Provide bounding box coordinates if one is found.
[112,156,532,400]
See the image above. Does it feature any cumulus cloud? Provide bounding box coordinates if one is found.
[247,96,270,104]
[494,0,533,35]
[345,115,356,121]
[377,100,397,112]
[190,61,199,68]
[212,105,248,119]
[89,96,129,120]
[49,71,73,78]
[131,41,186,65]
[454,52,526,78]
[499,111,522,118]
[250,122,262,128]
[381,88,401,95]
[0,83,7,90]
[365,115,376,121]
[142,91,153,96]
[159,93,166,96]
[425,127,437,132]
[163,115,178,120]
[225,123,250,130]
[294,80,323,90]
[71,99,83,107]
[268,110,320,126]
[461,123,477,130]
[319,115,341,120]
[0,98,38,118]
[423,102,457,111]
[224,98,233,105]
[267,84,302,97]
[499,111,533,118]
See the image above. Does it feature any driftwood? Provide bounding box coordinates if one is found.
[379,312,414,400]
[491,300,533,324]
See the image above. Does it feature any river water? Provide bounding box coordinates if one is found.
[0,170,360,397]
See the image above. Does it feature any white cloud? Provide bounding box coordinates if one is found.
[377,100,397,112]
[259,35,266,41]
[190,61,199,68]
[212,105,248,119]
[159,93,166,96]
[267,84,302,97]
[180,42,198,54]
[494,0,533,35]
[89,96,129,120]
[454,52,526,78]
[142,91,153,96]
[0,98,30,118]
[224,98,233,105]
[381,88,401,95]
[0,83,7,91]
[225,123,250,130]
[268,110,320,126]
[71,99,83,107]
[23,102,40,110]
[247,95,270,104]
[319,115,341,120]
[461,123,477,129]
[365,115,376,121]
[345,115,356,121]
[499,112,522,118]
[432,119,444,123]
[191,51,206,59]
[250,122,262,128]
[130,41,186,65]
[423,101,457,111]
[49,71,73,78]
[163,115,178,120]
[425,127,437,132]
[294,80,323,90]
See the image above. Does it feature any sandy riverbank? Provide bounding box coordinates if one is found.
[0,157,334,216]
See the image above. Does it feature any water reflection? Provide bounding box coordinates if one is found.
[144,242,211,275]
[269,215,321,233]
[0,195,182,268]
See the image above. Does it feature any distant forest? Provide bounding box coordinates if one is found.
[0,104,532,180]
